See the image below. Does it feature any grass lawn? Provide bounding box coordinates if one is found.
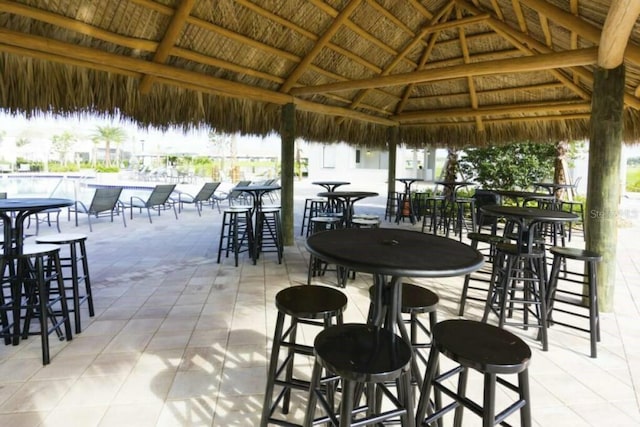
[627,165,640,192]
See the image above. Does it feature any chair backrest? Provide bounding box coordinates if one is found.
[473,189,500,227]
[146,184,176,206]
[89,187,124,214]
[194,182,221,201]
[228,180,251,199]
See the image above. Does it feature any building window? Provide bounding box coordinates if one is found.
[355,149,361,164]
[323,145,336,168]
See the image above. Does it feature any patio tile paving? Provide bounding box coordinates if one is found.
[0,180,638,426]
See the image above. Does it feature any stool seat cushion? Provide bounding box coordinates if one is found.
[276,285,347,319]
[35,233,88,244]
[314,323,411,383]
[549,246,602,261]
[401,283,439,312]
[434,320,531,374]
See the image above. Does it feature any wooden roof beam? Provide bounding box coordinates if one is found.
[408,82,567,103]
[290,48,598,95]
[456,6,483,131]
[394,101,591,122]
[396,1,455,114]
[401,113,590,127]
[598,0,640,68]
[519,0,640,65]
[348,5,483,111]
[138,0,196,94]
[280,0,362,93]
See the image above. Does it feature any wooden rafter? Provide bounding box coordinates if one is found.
[520,0,640,65]
[138,0,196,94]
[539,14,552,47]
[570,0,580,85]
[598,0,640,68]
[394,101,590,122]
[401,112,590,127]
[511,0,528,33]
[280,0,362,93]
[456,0,592,102]
[290,48,598,95]
[456,7,483,131]
[407,82,569,104]
[346,8,488,112]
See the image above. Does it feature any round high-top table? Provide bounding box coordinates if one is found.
[312,181,350,192]
[317,191,378,227]
[480,204,579,251]
[434,180,474,200]
[233,185,281,216]
[0,198,74,254]
[306,228,484,336]
[493,190,556,207]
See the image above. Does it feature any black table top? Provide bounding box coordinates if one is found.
[396,178,423,182]
[312,181,350,186]
[317,191,378,199]
[493,190,555,200]
[306,228,484,278]
[435,181,473,186]
[0,198,74,212]
[480,205,579,222]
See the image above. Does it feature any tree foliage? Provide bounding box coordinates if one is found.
[91,125,127,167]
[459,142,556,190]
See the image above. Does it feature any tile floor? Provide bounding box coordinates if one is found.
[0,181,639,426]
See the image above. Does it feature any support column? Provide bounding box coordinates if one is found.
[280,103,295,246]
[387,127,398,196]
[586,65,625,312]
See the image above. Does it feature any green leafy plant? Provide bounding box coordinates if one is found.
[459,142,556,190]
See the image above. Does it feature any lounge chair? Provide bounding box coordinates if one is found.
[177,182,221,216]
[68,187,126,232]
[122,184,178,223]
[213,180,252,209]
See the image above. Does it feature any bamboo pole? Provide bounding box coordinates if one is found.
[586,65,625,312]
[280,103,296,246]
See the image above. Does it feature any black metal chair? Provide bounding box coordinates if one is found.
[68,186,126,232]
[122,184,178,223]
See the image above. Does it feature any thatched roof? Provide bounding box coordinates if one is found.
[1,0,639,148]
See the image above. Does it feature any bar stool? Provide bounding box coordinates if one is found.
[384,191,399,222]
[459,232,507,316]
[256,207,283,263]
[368,282,438,387]
[261,285,347,427]
[421,195,446,234]
[416,319,532,427]
[300,198,328,236]
[217,207,254,266]
[304,323,414,427]
[561,200,585,241]
[35,233,94,334]
[482,241,549,351]
[547,246,602,357]
[307,217,348,287]
[1,244,73,365]
[351,217,380,228]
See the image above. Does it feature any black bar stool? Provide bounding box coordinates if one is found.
[547,246,602,357]
[301,198,328,236]
[35,233,94,334]
[368,282,438,389]
[261,285,347,427]
[217,207,254,266]
[304,323,414,427]
[256,207,284,263]
[416,319,532,427]
[482,241,549,351]
[459,232,507,316]
[307,217,348,287]
[1,244,73,365]
[384,191,399,222]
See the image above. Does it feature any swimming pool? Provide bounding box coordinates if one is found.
[0,174,156,202]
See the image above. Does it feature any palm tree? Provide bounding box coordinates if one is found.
[51,131,76,166]
[91,125,127,167]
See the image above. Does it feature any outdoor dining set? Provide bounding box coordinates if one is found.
[262,177,597,427]
[1,176,598,426]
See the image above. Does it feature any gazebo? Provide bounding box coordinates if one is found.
[1,0,639,310]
